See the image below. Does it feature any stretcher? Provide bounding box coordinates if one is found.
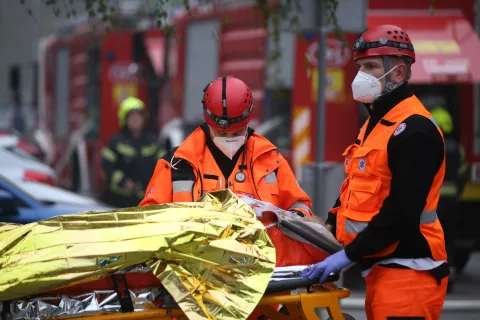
[0,192,353,319]
[72,283,350,320]
[1,268,353,320]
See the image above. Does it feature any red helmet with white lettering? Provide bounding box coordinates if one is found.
[202,76,254,132]
[353,24,416,63]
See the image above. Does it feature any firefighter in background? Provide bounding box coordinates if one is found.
[303,25,449,319]
[101,96,166,208]
[430,106,469,292]
[140,76,328,267]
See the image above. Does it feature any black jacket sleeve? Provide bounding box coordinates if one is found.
[162,147,196,182]
[344,115,444,261]
[326,197,341,236]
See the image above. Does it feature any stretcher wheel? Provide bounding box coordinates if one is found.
[327,313,355,320]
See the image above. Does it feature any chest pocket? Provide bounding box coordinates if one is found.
[350,147,378,176]
[202,175,219,195]
[346,147,382,212]
[233,179,256,198]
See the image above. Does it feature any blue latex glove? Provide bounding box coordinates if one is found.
[301,250,353,283]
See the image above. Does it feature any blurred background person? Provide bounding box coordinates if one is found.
[430,106,469,292]
[101,96,166,208]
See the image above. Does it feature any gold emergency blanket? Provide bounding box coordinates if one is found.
[0,190,276,320]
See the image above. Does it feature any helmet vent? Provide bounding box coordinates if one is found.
[387,31,392,34]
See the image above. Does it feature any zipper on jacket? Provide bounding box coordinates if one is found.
[250,157,261,200]
[346,174,354,209]
[219,177,223,189]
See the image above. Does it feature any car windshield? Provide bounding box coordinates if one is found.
[4,145,39,162]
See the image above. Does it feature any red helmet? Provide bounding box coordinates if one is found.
[202,76,254,132]
[353,25,415,63]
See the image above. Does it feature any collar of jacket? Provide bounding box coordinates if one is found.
[173,122,278,171]
[363,82,414,119]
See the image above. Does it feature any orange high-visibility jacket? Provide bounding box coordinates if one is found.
[332,95,447,263]
[140,127,328,266]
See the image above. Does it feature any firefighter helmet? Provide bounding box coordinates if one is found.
[118,96,146,127]
[202,76,254,132]
[353,25,415,63]
[430,106,453,134]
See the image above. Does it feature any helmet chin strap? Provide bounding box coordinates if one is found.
[382,56,396,94]
[369,57,404,109]
[381,56,407,95]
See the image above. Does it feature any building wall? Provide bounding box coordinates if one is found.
[0,0,185,107]
[0,1,59,106]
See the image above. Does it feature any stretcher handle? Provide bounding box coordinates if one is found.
[265,273,340,294]
[279,219,343,255]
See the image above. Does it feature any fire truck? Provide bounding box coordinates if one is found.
[35,2,360,194]
[35,0,480,271]
[36,3,278,195]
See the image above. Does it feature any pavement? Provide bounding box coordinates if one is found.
[316,252,480,320]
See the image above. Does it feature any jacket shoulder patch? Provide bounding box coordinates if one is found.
[393,123,407,136]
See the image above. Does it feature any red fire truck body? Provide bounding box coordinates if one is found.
[39,0,480,197]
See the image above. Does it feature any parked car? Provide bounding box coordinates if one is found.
[0,128,45,161]
[0,134,56,186]
[0,174,114,224]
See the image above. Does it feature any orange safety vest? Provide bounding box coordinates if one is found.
[334,96,447,262]
[140,127,328,266]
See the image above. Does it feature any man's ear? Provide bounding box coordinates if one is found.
[392,64,407,83]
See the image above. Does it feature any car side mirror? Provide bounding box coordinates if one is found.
[0,190,19,216]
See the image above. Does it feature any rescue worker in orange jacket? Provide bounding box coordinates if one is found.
[302,25,449,319]
[140,76,327,267]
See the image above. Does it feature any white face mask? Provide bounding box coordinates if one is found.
[210,129,246,159]
[351,66,398,103]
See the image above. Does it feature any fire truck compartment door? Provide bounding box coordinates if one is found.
[368,9,480,84]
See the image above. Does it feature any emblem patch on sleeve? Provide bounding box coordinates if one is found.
[358,158,366,172]
[393,123,407,136]
[148,186,155,196]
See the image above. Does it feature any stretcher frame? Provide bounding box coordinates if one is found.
[3,217,350,320]
[61,283,350,320]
